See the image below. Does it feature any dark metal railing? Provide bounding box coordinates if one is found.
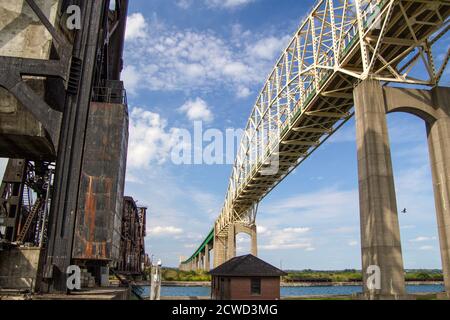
[92,86,127,105]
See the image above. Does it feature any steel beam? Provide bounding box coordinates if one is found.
[43,0,107,292]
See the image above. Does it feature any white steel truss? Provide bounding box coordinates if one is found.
[184,0,450,263]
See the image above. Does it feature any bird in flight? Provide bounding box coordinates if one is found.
[401,208,407,214]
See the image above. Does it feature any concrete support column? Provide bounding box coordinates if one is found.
[204,246,210,271]
[227,224,236,261]
[428,88,450,295]
[250,225,258,256]
[213,226,227,268]
[354,80,406,298]
[194,257,198,271]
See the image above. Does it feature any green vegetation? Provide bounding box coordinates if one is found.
[404,271,443,282]
[162,268,211,282]
[283,269,443,283]
[161,268,443,283]
[283,269,362,283]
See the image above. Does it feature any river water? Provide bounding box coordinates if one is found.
[141,284,444,298]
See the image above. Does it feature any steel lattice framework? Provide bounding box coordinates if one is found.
[182,0,450,265]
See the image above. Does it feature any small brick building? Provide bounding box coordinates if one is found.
[210,254,286,300]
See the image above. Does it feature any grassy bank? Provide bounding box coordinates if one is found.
[161,268,443,283]
[162,268,211,282]
[284,269,443,283]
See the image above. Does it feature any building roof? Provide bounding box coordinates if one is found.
[209,254,287,277]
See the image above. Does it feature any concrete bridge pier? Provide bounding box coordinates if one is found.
[227,224,236,260]
[236,223,258,257]
[427,88,450,297]
[199,256,202,270]
[227,223,258,261]
[196,256,200,271]
[250,225,258,257]
[213,226,227,268]
[204,244,211,271]
[354,80,406,299]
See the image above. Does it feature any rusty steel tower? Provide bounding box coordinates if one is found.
[0,0,130,292]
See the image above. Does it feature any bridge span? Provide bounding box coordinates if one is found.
[181,0,450,299]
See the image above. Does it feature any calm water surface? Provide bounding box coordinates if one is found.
[141,284,444,297]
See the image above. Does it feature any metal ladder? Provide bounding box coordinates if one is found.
[17,198,43,243]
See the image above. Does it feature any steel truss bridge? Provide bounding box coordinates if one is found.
[181,0,450,297]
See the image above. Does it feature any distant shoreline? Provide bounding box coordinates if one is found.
[161,281,444,287]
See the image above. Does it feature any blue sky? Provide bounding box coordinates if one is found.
[119,0,449,269]
[1,0,449,270]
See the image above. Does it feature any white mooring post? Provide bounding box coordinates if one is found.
[149,259,162,300]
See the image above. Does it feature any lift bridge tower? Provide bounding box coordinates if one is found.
[0,0,129,292]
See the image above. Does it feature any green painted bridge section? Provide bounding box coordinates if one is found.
[181,228,214,264]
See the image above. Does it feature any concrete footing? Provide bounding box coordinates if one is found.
[0,246,44,292]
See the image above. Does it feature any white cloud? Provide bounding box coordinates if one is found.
[409,236,437,242]
[265,188,358,218]
[248,35,291,60]
[127,107,180,168]
[148,226,183,236]
[260,242,313,251]
[125,13,148,40]
[205,0,256,9]
[176,0,256,9]
[123,14,288,97]
[348,240,358,246]
[331,226,358,234]
[236,86,252,98]
[419,245,435,251]
[178,97,214,122]
[176,0,193,9]
[282,227,310,234]
[259,226,314,251]
[189,191,221,218]
[237,236,250,244]
[255,187,360,258]
[121,65,142,95]
[257,225,268,234]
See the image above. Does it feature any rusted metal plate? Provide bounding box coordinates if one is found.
[72,102,128,261]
